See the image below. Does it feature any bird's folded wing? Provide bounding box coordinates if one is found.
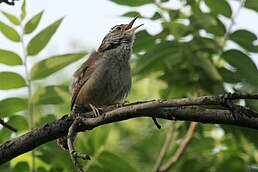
[70,52,103,111]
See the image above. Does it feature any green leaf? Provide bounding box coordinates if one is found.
[1,11,20,25]
[32,85,70,105]
[0,98,28,117]
[205,0,232,18]
[222,49,258,86]
[189,37,221,53]
[245,0,258,12]
[0,72,26,89]
[110,0,153,6]
[168,9,186,20]
[0,127,12,143]
[21,0,26,20]
[0,162,12,172]
[133,30,156,53]
[206,17,226,36]
[219,68,241,83]
[82,126,112,153]
[37,142,75,171]
[218,157,245,171]
[224,126,258,149]
[230,29,258,52]
[99,151,138,172]
[37,167,48,172]
[194,55,222,81]
[0,21,20,42]
[180,159,202,172]
[27,17,64,56]
[8,115,29,133]
[134,41,179,76]
[246,99,258,112]
[30,52,87,80]
[0,49,22,65]
[24,11,44,34]
[169,22,188,38]
[36,114,56,127]
[13,162,30,172]
[86,150,138,172]
[151,12,162,20]
[190,13,217,29]
[122,11,141,18]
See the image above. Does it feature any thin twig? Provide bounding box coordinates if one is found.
[67,117,90,172]
[0,119,17,132]
[154,121,176,171]
[0,0,17,5]
[158,122,199,172]
[223,0,246,43]
[19,11,37,171]
[152,117,162,129]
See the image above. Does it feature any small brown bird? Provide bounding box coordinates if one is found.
[57,16,143,149]
[71,16,143,114]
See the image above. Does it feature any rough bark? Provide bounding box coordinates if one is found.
[1,93,258,165]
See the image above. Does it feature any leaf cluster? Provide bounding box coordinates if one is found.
[0,1,87,171]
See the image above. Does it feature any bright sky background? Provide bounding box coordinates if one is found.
[0,0,257,52]
[0,0,258,99]
[0,0,152,53]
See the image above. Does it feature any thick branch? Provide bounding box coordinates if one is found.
[0,93,258,165]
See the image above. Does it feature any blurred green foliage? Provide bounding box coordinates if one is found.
[1,0,258,171]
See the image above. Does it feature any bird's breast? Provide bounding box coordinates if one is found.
[82,56,131,106]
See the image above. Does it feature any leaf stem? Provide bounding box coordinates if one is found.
[20,20,36,172]
[222,0,246,46]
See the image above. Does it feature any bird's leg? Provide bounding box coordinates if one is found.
[89,104,103,117]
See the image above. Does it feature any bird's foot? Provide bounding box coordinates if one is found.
[89,104,103,117]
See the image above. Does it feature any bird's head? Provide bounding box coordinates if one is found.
[98,16,143,52]
[107,16,143,39]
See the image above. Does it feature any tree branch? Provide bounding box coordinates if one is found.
[0,93,258,166]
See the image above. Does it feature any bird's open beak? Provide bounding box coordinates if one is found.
[124,16,143,34]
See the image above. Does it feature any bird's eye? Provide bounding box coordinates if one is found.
[116,26,122,30]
